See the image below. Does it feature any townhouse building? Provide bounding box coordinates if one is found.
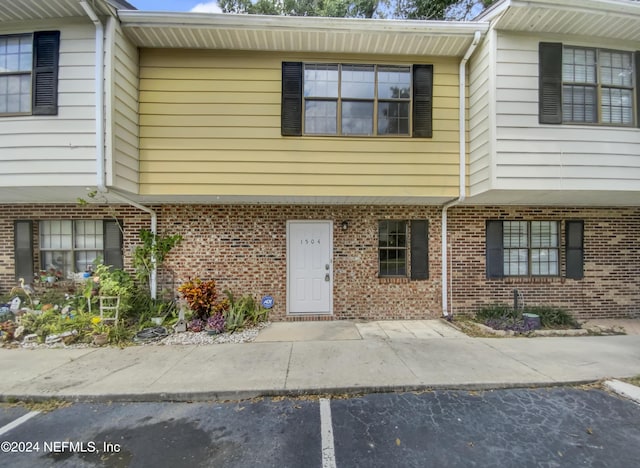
[0,0,638,321]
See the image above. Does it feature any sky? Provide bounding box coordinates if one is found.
[129,1,222,13]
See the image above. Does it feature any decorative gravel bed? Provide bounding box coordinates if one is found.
[11,321,271,349]
[146,321,271,346]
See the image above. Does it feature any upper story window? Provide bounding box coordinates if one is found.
[539,42,639,127]
[562,47,634,125]
[0,34,33,114]
[0,31,60,116]
[282,62,433,138]
[303,64,411,136]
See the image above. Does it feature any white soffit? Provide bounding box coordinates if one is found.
[491,0,640,42]
[0,0,129,23]
[118,11,489,56]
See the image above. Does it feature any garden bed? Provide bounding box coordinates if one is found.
[451,302,628,338]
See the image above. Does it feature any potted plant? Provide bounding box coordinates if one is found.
[91,316,108,345]
[39,268,63,284]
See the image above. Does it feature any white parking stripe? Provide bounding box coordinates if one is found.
[0,411,40,437]
[320,398,337,468]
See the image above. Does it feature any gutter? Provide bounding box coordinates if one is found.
[118,10,489,35]
[441,30,482,319]
[81,1,158,299]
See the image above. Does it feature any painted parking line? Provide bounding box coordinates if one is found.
[320,398,337,468]
[0,411,40,437]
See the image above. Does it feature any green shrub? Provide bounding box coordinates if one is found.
[475,303,518,322]
[223,290,269,332]
[523,305,579,329]
[178,278,228,320]
[475,303,579,330]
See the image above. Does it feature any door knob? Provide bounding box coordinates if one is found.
[325,274,330,282]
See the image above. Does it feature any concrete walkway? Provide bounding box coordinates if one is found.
[1,319,640,402]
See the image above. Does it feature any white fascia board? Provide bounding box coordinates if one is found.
[493,0,640,25]
[509,0,640,16]
[118,11,489,38]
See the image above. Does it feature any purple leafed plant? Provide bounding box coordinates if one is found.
[206,313,225,334]
[188,318,205,333]
[485,317,535,334]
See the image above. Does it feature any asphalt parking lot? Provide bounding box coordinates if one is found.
[1,386,639,468]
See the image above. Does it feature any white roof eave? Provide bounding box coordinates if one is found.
[483,0,640,42]
[118,11,489,55]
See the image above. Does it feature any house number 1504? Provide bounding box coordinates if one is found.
[301,239,320,245]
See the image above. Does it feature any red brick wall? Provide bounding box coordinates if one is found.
[2,203,638,321]
[0,204,151,292]
[158,205,442,321]
[447,206,640,319]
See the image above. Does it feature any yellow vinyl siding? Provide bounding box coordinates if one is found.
[139,49,464,198]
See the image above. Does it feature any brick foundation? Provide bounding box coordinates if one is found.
[1,203,638,321]
[447,206,640,319]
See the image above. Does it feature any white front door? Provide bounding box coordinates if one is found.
[287,220,333,315]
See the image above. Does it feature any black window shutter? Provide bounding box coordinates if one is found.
[281,62,303,136]
[412,64,433,138]
[32,31,60,115]
[566,221,584,280]
[539,42,563,124]
[14,221,34,282]
[410,220,429,280]
[486,220,504,279]
[635,52,640,128]
[104,220,123,269]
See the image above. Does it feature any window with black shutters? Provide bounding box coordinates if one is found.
[0,31,59,116]
[38,220,123,277]
[486,220,584,280]
[378,220,429,279]
[282,62,432,137]
[539,42,638,127]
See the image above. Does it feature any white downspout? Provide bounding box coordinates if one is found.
[81,1,158,299]
[80,1,105,192]
[441,31,482,318]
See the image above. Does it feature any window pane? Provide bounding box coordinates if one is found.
[304,100,337,134]
[503,221,528,248]
[42,251,73,278]
[563,47,596,83]
[600,51,633,87]
[377,66,411,99]
[378,102,410,135]
[0,74,30,113]
[304,64,338,98]
[75,220,104,249]
[341,101,373,135]
[379,220,408,277]
[601,88,633,125]
[0,35,31,114]
[531,248,559,276]
[379,249,407,276]
[531,221,558,248]
[341,65,374,99]
[563,85,597,123]
[41,220,73,249]
[379,221,407,247]
[504,248,528,276]
[76,251,100,273]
